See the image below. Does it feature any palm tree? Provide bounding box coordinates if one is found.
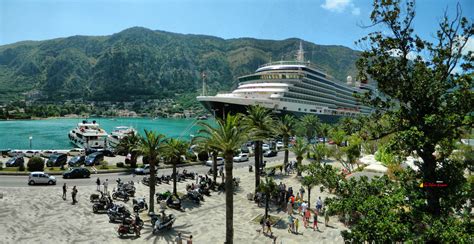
[243,105,275,192]
[137,130,165,213]
[192,131,220,183]
[310,143,329,164]
[301,174,316,207]
[257,177,278,219]
[163,138,189,195]
[115,134,140,168]
[197,114,248,244]
[319,123,332,144]
[276,114,296,167]
[297,114,321,143]
[291,138,308,176]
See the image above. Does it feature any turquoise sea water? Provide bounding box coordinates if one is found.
[0,118,208,150]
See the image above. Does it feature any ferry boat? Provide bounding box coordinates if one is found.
[68,120,108,149]
[197,42,373,123]
[107,126,137,148]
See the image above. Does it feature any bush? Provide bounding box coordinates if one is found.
[188,153,197,162]
[100,161,108,169]
[142,156,149,165]
[198,151,209,162]
[27,157,43,171]
[0,162,3,170]
[116,162,125,168]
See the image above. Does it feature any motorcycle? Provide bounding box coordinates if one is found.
[156,190,172,201]
[132,197,148,213]
[166,196,182,210]
[112,189,130,202]
[107,205,131,223]
[117,219,141,237]
[118,183,136,197]
[187,190,203,204]
[90,191,107,202]
[150,212,176,234]
[92,196,114,213]
[142,177,150,186]
[182,169,195,180]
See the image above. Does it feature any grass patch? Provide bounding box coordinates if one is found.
[251,213,282,226]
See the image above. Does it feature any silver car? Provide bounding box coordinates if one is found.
[28,172,57,185]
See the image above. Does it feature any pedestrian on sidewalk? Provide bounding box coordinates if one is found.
[316,197,323,212]
[96,178,101,191]
[62,183,67,200]
[265,218,273,236]
[299,186,305,200]
[187,235,193,244]
[313,209,319,231]
[304,208,311,228]
[260,217,266,234]
[294,217,299,234]
[71,186,78,205]
[175,232,183,244]
[287,214,294,233]
[324,207,329,226]
[103,179,108,194]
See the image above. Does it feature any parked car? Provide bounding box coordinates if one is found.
[262,144,270,151]
[276,141,284,149]
[46,153,68,167]
[41,150,57,158]
[206,157,224,166]
[85,152,104,166]
[28,172,56,185]
[134,165,156,175]
[63,167,91,179]
[6,156,24,167]
[68,148,85,156]
[68,155,85,167]
[233,153,249,162]
[86,148,115,157]
[8,150,24,157]
[263,150,278,157]
[25,150,41,158]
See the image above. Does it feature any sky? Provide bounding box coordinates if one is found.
[0,0,472,51]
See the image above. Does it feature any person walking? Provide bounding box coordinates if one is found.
[287,214,294,233]
[103,179,108,194]
[265,218,273,236]
[96,178,101,192]
[260,217,266,234]
[313,209,319,231]
[175,232,183,244]
[62,183,67,200]
[304,208,311,228]
[71,186,78,205]
[324,207,330,227]
[316,197,323,213]
[299,186,305,200]
[187,235,193,244]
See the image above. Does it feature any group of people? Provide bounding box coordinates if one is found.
[62,183,78,204]
[96,177,109,193]
[175,232,193,244]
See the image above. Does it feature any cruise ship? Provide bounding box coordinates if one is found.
[197,42,372,123]
[68,120,109,149]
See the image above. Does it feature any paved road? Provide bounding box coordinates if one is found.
[0,152,294,188]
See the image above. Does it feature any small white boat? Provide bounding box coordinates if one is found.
[107,126,137,148]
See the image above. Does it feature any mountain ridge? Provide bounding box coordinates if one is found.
[0,27,361,103]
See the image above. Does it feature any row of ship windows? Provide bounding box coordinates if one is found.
[282,106,357,116]
[289,85,357,105]
[285,93,358,108]
[240,73,302,82]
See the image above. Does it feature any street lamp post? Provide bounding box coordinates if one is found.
[29,136,33,149]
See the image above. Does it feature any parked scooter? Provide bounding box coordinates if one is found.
[92,196,114,213]
[112,189,130,202]
[107,205,131,223]
[187,190,203,204]
[150,211,176,234]
[166,196,182,210]
[156,190,172,201]
[132,197,148,213]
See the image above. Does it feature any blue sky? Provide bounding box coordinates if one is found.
[0,0,472,50]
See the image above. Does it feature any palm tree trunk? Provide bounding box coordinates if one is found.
[297,158,302,176]
[224,152,234,244]
[254,141,261,193]
[307,187,311,208]
[283,135,289,166]
[172,159,177,195]
[212,151,218,183]
[265,192,269,219]
[131,152,137,168]
[149,159,156,213]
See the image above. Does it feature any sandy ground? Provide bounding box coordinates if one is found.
[0,160,347,244]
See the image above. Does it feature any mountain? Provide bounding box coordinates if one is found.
[0,27,360,103]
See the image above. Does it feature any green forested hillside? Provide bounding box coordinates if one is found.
[0,27,360,103]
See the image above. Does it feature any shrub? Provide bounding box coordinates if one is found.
[116,162,125,168]
[27,157,43,171]
[100,161,108,169]
[197,151,209,162]
[142,156,149,165]
[0,162,3,170]
[188,153,197,162]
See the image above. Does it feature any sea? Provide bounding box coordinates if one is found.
[0,117,210,150]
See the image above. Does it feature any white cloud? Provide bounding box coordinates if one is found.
[321,0,360,16]
[461,37,473,56]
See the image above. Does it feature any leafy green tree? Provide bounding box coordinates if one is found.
[243,105,274,192]
[114,133,140,168]
[193,130,220,183]
[257,177,278,219]
[332,134,363,172]
[310,143,329,163]
[301,174,316,207]
[163,138,189,195]
[329,128,346,147]
[296,114,321,142]
[137,130,165,213]
[197,114,248,244]
[275,114,296,167]
[356,0,473,216]
[291,138,308,176]
[27,157,44,172]
[318,123,332,144]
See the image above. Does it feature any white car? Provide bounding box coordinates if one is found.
[8,150,24,157]
[28,172,56,185]
[24,150,41,158]
[233,153,249,162]
[206,157,224,166]
[276,141,284,149]
[134,165,153,175]
[41,150,57,158]
[262,144,270,151]
[68,148,85,156]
